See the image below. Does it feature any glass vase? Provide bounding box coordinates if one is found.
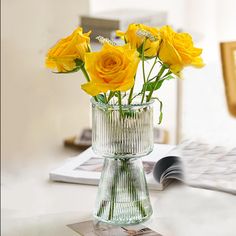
[91,97,154,225]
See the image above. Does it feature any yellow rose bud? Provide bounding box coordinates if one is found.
[116,24,160,58]
[159,26,204,76]
[45,27,91,72]
[81,43,140,96]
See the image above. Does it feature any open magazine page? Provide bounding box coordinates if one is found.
[175,140,236,194]
[152,140,236,194]
[153,156,183,184]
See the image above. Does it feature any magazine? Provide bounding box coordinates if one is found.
[67,220,162,236]
[50,141,236,194]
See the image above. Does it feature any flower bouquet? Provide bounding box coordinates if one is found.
[46,23,204,225]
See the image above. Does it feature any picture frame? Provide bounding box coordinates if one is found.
[220,41,236,117]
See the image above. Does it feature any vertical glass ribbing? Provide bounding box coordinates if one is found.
[93,157,153,225]
[92,99,154,158]
[91,97,154,225]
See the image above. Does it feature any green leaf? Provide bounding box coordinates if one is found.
[158,111,163,124]
[143,79,165,92]
[164,75,175,80]
[97,94,106,103]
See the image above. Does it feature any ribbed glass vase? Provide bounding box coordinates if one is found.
[92,98,154,157]
[91,97,154,225]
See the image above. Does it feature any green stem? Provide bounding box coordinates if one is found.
[97,158,147,220]
[128,86,134,105]
[141,40,148,104]
[96,200,108,217]
[148,75,158,82]
[81,65,90,82]
[117,91,123,118]
[141,55,159,104]
[141,86,146,104]
[146,65,166,102]
[128,74,137,105]
[147,55,158,81]
[108,160,119,220]
[162,69,172,78]
[81,65,98,102]
[103,93,108,103]
[122,92,127,99]
[107,91,115,103]
[141,40,146,83]
[121,159,147,217]
[148,69,171,83]
[130,92,142,103]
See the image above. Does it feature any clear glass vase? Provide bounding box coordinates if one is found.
[91,97,154,225]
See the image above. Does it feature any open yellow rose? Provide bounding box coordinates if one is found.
[45,27,91,72]
[116,24,160,58]
[81,43,140,96]
[159,26,204,76]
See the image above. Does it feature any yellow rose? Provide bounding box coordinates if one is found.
[45,27,91,72]
[81,43,140,96]
[116,24,160,58]
[159,26,204,75]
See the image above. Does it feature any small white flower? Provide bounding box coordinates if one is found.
[136,29,157,42]
[96,36,117,46]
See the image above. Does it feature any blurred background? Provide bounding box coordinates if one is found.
[2,0,236,172]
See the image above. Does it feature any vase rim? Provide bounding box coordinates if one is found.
[90,96,154,110]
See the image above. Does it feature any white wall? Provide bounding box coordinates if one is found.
[184,0,236,61]
[1,0,90,165]
[181,0,236,147]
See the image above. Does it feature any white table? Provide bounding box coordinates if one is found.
[2,147,236,236]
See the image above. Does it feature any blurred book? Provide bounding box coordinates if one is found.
[52,141,236,194]
[64,128,168,151]
[80,9,167,40]
[68,220,162,236]
[64,128,92,151]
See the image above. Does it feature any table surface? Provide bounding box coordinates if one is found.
[2,147,236,236]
